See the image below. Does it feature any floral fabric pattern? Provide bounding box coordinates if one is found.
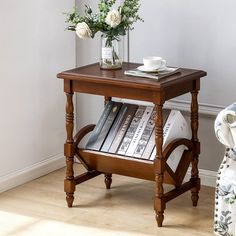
[214,103,236,236]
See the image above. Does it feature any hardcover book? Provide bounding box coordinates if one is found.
[150,110,190,172]
[86,101,114,150]
[117,106,146,155]
[133,110,155,158]
[101,103,129,152]
[125,106,154,157]
[108,104,138,154]
[141,109,170,160]
[86,102,122,151]
[124,67,180,80]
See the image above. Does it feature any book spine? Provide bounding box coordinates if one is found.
[125,106,154,157]
[85,101,114,150]
[141,129,155,160]
[88,102,122,151]
[133,110,156,158]
[117,106,146,155]
[108,104,138,154]
[101,104,128,152]
[149,149,156,161]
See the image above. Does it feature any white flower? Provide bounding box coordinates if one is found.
[105,9,121,28]
[76,22,92,39]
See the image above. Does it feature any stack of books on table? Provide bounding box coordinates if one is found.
[124,67,180,80]
[85,101,190,172]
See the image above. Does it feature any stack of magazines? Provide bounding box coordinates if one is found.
[85,101,190,172]
[124,67,180,80]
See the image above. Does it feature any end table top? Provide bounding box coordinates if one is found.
[57,63,206,91]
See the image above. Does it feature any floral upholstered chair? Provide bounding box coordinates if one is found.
[214,103,236,236]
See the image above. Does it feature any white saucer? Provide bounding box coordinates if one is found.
[137,65,167,72]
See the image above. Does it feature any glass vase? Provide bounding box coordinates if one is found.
[100,34,123,70]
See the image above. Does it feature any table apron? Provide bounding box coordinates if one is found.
[64,79,200,103]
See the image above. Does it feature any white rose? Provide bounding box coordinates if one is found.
[76,22,92,39]
[105,9,121,28]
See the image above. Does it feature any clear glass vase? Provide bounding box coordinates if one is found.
[100,34,123,70]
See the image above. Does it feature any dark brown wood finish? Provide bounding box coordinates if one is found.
[57,62,207,227]
[76,149,178,185]
[190,81,201,207]
[104,95,112,189]
[64,92,75,207]
[104,173,112,189]
[154,104,165,227]
[58,63,206,102]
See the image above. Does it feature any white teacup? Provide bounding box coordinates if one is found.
[143,56,166,69]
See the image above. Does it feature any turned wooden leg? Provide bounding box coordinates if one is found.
[190,88,200,207]
[103,96,112,190]
[154,104,166,227]
[104,173,112,189]
[64,92,76,207]
[104,96,111,105]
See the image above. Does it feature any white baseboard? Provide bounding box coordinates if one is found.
[114,98,224,116]
[0,153,65,193]
[165,99,224,116]
[184,168,217,188]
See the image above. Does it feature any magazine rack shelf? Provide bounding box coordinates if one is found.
[57,62,207,227]
[74,124,193,186]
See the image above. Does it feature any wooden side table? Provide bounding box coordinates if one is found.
[57,62,207,227]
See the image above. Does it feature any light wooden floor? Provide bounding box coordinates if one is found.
[0,164,215,236]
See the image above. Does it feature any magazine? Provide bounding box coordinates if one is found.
[124,67,180,80]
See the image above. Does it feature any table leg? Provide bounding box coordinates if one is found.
[64,92,76,207]
[104,96,112,189]
[104,96,111,105]
[190,89,200,206]
[104,174,112,189]
[154,104,166,227]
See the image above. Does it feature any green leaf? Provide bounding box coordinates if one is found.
[64,0,143,37]
[118,28,126,36]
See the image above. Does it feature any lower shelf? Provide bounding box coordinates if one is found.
[74,125,193,187]
[77,149,183,186]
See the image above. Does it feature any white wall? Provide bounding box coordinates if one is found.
[0,0,75,190]
[130,0,236,108]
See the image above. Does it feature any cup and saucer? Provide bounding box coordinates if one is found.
[137,56,167,72]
